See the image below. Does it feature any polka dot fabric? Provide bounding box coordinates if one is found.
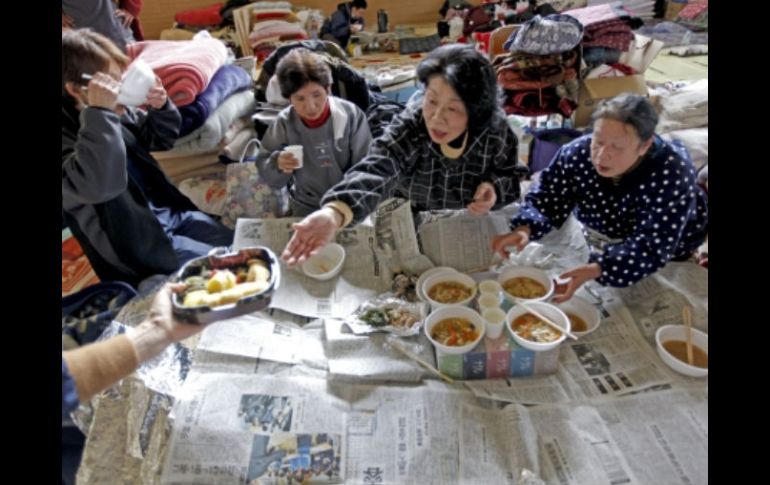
[509,135,708,287]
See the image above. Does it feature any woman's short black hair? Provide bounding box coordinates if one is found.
[350,0,368,9]
[275,48,333,99]
[416,44,500,130]
[592,93,659,141]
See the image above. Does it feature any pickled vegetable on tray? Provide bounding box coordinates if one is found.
[181,259,271,308]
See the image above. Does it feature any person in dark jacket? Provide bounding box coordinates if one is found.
[62,29,233,288]
[320,0,368,48]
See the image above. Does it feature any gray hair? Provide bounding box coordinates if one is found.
[591,93,658,141]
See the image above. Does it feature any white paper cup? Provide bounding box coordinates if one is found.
[483,307,506,339]
[477,293,501,313]
[117,59,156,107]
[478,280,502,295]
[285,145,304,168]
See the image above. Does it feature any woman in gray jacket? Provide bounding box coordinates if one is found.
[255,48,372,217]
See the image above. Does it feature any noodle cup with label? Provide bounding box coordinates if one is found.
[498,266,554,304]
[556,296,601,337]
[506,302,570,352]
[425,305,485,355]
[655,324,708,378]
[423,272,478,311]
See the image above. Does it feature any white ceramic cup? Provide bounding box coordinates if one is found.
[483,307,506,339]
[284,145,304,168]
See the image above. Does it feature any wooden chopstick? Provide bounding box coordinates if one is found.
[389,339,455,384]
[515,299,578,341]
[683,306,694,365]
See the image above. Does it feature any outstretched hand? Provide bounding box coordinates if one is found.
[551,263,602,303]
[281,208,340,266]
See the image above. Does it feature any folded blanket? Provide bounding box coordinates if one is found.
[221,126,257,161]
[178,65,253,136]
[127,37,228,107]
[170,90,257,155]
[174,3,224,26]
[221,116,253,145]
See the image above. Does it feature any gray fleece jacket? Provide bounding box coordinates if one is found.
[255,96,372,216]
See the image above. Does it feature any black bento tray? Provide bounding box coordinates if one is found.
[171,246,281,324]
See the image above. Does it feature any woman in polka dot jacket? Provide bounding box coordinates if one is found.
[491,93,708,302]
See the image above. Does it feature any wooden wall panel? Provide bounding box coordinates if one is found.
[140,0,444,40]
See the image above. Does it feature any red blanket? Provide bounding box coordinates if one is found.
[127,37,228,107]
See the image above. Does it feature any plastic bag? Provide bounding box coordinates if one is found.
[342,294,428,337]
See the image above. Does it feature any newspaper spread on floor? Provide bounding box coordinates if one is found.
[157,373,706,485]
[73,204,707,485]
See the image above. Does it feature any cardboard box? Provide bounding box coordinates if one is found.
[665,0,689,21]
[435,331,560,380]
[573,75,648,128]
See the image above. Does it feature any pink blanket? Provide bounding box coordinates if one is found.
[127,38,228,107]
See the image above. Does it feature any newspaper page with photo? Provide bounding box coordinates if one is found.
[465,294,674,403]
[161,373,510,485]
[556,300,673,399]
[160,374,348,485]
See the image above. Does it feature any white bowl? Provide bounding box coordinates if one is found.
[424,305,485,355]
[506,302,570,352]
[655,324,708,378]
[302,243,345,280]
[423,272,478,311]
[416,266,459,302]
[498,266,554,304]
[556,296,601,337]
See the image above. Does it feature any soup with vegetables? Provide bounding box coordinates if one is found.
[503,277,547,299]
[428,281,473,304]
[512,313,562,343]
[430,318,480,346]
